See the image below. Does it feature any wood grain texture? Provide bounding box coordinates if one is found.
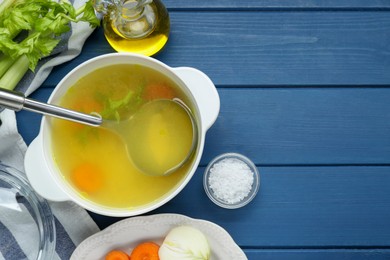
[244,250,390,259]
[205,88,390,165]
[42,10,390,86]
[162,0,390,9]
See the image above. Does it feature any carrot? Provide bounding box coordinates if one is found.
[71,95,104,114]
[130,242,160,260]
[61,98,103,130]
[105,250,130,260]
[143,83,176,101]
[71,163,103,193]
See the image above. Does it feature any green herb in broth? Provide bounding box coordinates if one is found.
[100,83,144,122]
[75,126,99,146]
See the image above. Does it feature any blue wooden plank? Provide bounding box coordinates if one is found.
[42,10,390,87]
[204,87,390,165]
[245,249,390,259]
[163,0,390,9]
[90,166,390,247]
[17,87,390,165]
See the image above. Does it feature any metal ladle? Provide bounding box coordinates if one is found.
[0,88,197,176]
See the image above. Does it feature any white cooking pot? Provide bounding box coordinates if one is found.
[24,53,220,217]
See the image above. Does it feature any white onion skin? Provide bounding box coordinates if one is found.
[158,226,211,260]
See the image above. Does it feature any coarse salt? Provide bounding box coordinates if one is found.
[208,157,254,204]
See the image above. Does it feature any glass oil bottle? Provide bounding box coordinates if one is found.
[93,0,170,56]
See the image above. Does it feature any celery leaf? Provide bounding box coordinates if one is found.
[0,0,99,71]
[79,0,101,27]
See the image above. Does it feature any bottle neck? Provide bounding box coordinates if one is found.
[120,0,152,18]
[95,0,156,39]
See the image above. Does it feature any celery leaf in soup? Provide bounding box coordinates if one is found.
[101,84,144,121]
[74,81,144,145]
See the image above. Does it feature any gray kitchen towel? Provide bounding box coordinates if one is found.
[0,0,101,259]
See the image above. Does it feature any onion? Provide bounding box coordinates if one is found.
[159,226,211,260]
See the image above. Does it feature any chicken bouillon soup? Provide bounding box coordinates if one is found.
[51,64,195,209]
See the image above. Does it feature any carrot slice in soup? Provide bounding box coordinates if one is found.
[71,163,103,193]
[130,242,160,260]
[143,84,176,101]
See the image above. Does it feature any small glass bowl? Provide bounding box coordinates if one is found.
[203,153,260,209]
[0,163,55,259]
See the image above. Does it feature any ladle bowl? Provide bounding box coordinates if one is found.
[110,98,198,176]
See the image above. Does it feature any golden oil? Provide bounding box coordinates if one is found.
[102,0,170,56]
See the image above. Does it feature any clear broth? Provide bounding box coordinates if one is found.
[51,64,194,209]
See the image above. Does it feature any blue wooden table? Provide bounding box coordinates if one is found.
[16,1,390,259]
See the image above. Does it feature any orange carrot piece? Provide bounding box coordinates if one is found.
[105,250,130,260]
[130,242,160,260]
[71,163,103,193]
[143,84,176,101]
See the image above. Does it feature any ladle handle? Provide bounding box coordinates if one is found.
[0,88,102,127]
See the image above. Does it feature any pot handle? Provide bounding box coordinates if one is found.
[174,67,220,131]
[24,134,70,202]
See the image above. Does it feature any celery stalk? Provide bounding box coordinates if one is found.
[0,0,99,91]
[0,55,29,90]
[0,55,16,78]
